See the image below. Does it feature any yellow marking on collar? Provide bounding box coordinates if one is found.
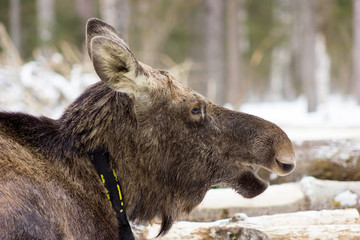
[107,194,112,206]
[117,184,123,200]
[112,169,118,181]
[112,169,123,201]
[100,174,105,184]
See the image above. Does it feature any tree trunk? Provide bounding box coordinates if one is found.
[226,0,243,108]
[75,0,95,22]
[270,0,296,101]
[353,0,360,104]
[290,1,303,98]
[9,0,21,56]
[205,0,225,105]
[100,0,129,37]
[300,0,317,112]
[133,0,183,66]
[37,0,55,57]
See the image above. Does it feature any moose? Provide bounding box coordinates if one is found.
[0,18,295,239]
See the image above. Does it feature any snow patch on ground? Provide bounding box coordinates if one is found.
[334,190,358,207]
[0,61,98,118]
[198,184,304,209]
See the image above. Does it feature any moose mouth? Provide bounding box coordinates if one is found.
[243,156,295,179]
[230,166,269,199]
[231,159,295,199]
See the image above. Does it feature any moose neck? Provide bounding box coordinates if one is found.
[59,83,133,152]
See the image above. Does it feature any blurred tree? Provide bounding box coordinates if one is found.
[318,0,352,96]
[20,0,37,60]
[353,0,360,104]
[37,0,55,57]
[299,0,317,112]
[100,0,129,37]
[10,0,21,54]
[245,0,275,101]
[205,0,225,105]
[76,0,96,23]
[0,0,358,104]
[269,0,295,102]
[128,0,196,67]
[226,0,245,108]
[54,0,85,53]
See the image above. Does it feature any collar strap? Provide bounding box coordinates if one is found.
[90,150,134,240]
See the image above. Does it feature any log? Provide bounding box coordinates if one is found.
[139,209,360,240]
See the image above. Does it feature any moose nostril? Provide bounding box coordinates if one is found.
[276,159,295,173]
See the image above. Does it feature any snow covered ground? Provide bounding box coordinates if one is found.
[0,61,98,118]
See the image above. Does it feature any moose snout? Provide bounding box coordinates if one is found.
[275,158,295,175]
[266,125,296,176]
[273,152,296,176]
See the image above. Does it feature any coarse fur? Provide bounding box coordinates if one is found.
[0,18,296,239]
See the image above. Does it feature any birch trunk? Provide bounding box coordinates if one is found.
[205,0,225,105]
[9,0,21,55]
[37,0,55,57]
[301,0,317,112]
[353,0,360,104]
[100,0,129,37]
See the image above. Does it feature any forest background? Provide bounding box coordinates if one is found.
[0,0,359,113]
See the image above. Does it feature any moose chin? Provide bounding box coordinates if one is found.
[0,18,295,240]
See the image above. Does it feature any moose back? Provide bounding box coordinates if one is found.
[0,18,295,239]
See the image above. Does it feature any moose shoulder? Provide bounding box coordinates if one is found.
[0,18,295,240]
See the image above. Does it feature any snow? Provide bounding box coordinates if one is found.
[0,60,98,118]
[299,176,360,209]
[198,183,304,209]
[334,190,358,207]
[239,96,360,141]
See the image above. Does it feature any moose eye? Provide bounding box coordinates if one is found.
[191,107,202,115]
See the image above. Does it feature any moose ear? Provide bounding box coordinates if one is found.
[90,36,145,94]
[86,18,129,60]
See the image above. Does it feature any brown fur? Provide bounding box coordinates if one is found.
[0,18,295,239]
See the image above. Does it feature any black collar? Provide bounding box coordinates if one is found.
[90,150,134,240]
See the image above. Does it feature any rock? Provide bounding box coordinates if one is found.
[212,226,270,240]
[230,213,248,222]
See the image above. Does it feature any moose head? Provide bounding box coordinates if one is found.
[82,18,296,235]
